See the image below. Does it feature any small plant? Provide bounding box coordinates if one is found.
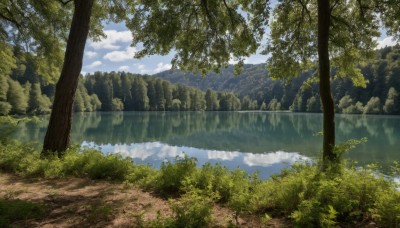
[372,190,400,227]
[169,190,214,228]
[155,154,197,195]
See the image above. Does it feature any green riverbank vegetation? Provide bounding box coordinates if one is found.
[1,136,399,227]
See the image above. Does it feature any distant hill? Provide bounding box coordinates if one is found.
[155,64,277,97]
[155,46,400,114]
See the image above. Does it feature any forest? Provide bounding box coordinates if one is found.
[158,46,400,114]
[1,46,399,115]
[1,0,400,227]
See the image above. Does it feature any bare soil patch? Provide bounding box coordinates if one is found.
[0,173,289,227]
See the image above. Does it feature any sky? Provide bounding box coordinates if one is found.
[81,22,399,76]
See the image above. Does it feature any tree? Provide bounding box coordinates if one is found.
[121,74,133,110]
[7,79,28,114]
[260,101,267,111]
[338,95,353,113]
[383,87,399,114]
[41,0,95,155]
[73,89,85,112]
[177,85,190,111]
[364,97,382,114]
[0,102,12,115]
[163,81,173,111]
[266,0,397,164]
[0,75,9,102]
[306,96,321,113]
[112,98,124,111]
[155,80,165,111]
[241,96,252,110]
[171,99,181,111]
[28,83,51,114]
[2,0,268,155]
[147,80,157,111]
[90,94,102,111]
[205,89,219,111]
[268,98,281,111]
[132,78,149,111]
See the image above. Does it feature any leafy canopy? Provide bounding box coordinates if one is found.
[265,0,388,87]
[127,0,270,74]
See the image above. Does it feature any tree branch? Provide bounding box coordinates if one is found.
[223,0,236,29]
[297,0,312,24]
[57,0,73,6]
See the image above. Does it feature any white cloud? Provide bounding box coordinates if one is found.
[228,54,239,65]
[244,55,266,64]
[80,71,87,75]
[135,64,150,74]
[89,30,132,50]
[377,36,398,49]
[85,51,98,58]
[154,62,172,73]
[103,47,137,62]
[118,65,130,71]
[86,61,102,69]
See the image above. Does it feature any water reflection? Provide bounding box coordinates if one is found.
[86,141,309,179]
[11,111,400,174]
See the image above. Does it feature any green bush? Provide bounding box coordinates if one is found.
[169,190,213,228]
[372,189,400,227]
[154,155,197,195]
[1,139,400,227]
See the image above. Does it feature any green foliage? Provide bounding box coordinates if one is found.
[155,155,197,195]
[306,96,321,113]
[384,87,399,114]
[27,83,51,114]
[363,97,382,114]
[260,101,267,111]
[0,199,46,227]
[268,98,281,111]
[371,190,400,227]
[1,139,400,227]
[6,79,28,115]
[0,102,12,116]
[168,190,213,228]
[129,0,268,74]
[111,98,124,111]
[0,75,9,102]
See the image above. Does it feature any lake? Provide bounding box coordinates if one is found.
[11,112,400,179]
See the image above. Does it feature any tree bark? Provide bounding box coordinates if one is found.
[42,0,94,157]
[317,0,336,165]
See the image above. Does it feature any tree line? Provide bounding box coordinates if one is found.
[1,46,399,115]
[77,72,255,112]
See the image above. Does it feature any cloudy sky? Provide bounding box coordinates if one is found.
[81,22,399,76]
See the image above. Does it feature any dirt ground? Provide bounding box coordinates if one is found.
[0,173,290,227]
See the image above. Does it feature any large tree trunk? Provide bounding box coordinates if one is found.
[42,0,94,157]
[317,0,336,165]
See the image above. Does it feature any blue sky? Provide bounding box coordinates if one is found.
[81,22,398,76]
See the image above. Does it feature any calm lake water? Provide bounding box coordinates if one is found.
[11,112,400,178]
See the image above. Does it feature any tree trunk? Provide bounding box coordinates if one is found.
[317,0,336,165]
[42,0,94,157]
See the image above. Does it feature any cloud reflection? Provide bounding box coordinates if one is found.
[243,151,310,167]
[85,141,310,169]
[207,150,240,161]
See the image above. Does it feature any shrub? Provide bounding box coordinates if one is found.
[372,190,400,227]
[154,155,197,195]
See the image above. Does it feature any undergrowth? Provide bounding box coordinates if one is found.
[0,138,399,227]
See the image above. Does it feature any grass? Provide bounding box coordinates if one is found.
[0,139,399,227]
[0,199,46,227]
